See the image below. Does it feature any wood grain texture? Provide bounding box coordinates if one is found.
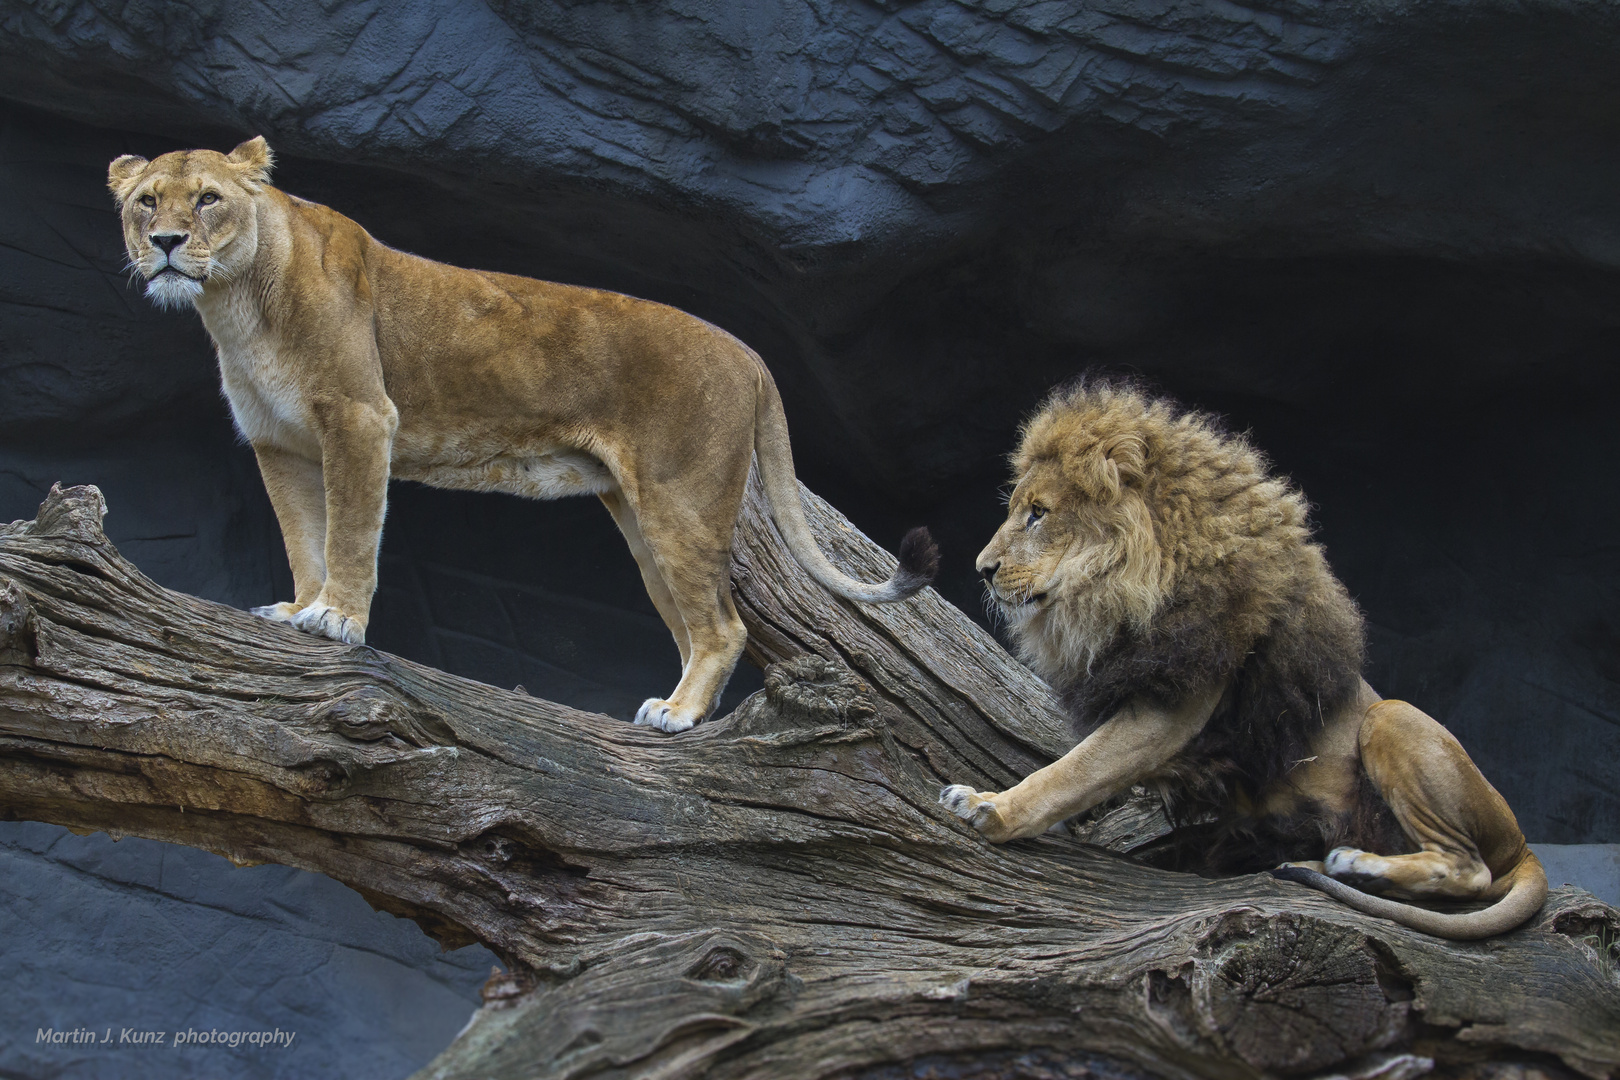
[1,481,1616,1080]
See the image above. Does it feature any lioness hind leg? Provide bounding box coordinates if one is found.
[618,480,749,735]
[634,570,746,734]
[1332,699,1529,902]
[600,489,691,667]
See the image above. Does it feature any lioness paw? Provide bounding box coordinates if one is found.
[251,602,303,623]
[290,603,365,645]
[635,698,700,734]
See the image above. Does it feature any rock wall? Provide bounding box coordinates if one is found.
[0,2,1617,1076]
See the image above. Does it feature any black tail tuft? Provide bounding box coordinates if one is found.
[894,526,940,595]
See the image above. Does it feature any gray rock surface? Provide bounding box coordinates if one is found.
[0,2,1616,1076]
[1537,844,1620,909]
[0,822,494,1080]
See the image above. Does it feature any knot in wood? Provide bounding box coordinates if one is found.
[27,483,108,543]
[0,576,35,665]
[310,685,455,749]
[763,654,880,729]
[1185,911,1411,1075]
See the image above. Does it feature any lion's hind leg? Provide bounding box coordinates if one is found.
[1329,699,1529,903]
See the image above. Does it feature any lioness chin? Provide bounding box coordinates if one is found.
[109,137,936,733]
[940,379,1545,940]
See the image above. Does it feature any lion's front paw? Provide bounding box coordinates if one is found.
[634,698,700,734]
[289,603,366,645]
[251,602,303,623]
[939,784,1009,840]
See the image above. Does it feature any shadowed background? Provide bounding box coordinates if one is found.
[0,1,1616,1076]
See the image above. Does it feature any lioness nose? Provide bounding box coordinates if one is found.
[980,562,999,583]
[151,232,188,255]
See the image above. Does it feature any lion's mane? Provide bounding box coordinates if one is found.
[1009,380,1366,827]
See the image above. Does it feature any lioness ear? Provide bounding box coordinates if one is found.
[226,136,274,186]
[107,154,149,202]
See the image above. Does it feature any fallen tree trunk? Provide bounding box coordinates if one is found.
[0,482,1616,1080]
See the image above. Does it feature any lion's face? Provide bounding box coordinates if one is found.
[978,426,1166,679]
[108,137,272,309]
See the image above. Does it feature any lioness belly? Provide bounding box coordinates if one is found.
[394,449,614,500]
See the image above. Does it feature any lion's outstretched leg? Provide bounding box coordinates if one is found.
[941,685,1225,842]
[1328,700,1537,902]
[250,442,327,624]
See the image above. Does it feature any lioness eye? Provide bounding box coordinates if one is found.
[198,192,219,206]
[138,194,156,208]
[1026,504,1046,527]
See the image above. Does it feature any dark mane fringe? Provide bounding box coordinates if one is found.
[1058,540,1367,834]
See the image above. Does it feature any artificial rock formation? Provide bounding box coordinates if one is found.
[2,483,1616,1080]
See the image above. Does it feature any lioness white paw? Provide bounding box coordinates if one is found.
[290,603,365,645]
[634,698,699,734]
[251,602,303,623]
[939,784,1001,832]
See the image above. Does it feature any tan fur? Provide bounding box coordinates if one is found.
[110,138,933,733]
[941,382,1546,939]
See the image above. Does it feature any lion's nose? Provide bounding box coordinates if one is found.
[150,232,188,255]
[980,562,999,584]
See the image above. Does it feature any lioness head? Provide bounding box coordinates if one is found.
[978,381,1173,680]
[107,136,273,309]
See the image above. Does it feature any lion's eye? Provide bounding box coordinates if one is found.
[138,194,156,208]
[198,192,219,206]
[1026,505,1047,527]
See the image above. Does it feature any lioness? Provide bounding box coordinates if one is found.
[109,137,936,732]
[940,381,1546,939]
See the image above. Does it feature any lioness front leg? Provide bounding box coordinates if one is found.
[940,686,1224,842]
[288,398,397,646]
[250,442,327,624]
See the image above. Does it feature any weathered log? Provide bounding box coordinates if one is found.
[0,481,1615,1080]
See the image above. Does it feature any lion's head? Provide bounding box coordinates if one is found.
[979,380,1310,686]
[107,136,274,309]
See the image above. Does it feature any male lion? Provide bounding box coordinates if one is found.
[940,381,1546,939]
[108,137,936,732]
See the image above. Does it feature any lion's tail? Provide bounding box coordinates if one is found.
[1269,852,1548,940]
[751,358,938,604]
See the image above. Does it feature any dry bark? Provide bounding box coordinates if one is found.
[0,481,1616,1080]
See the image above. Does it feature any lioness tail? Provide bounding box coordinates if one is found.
[752,362,938,603]
[1269,854,1548,940]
